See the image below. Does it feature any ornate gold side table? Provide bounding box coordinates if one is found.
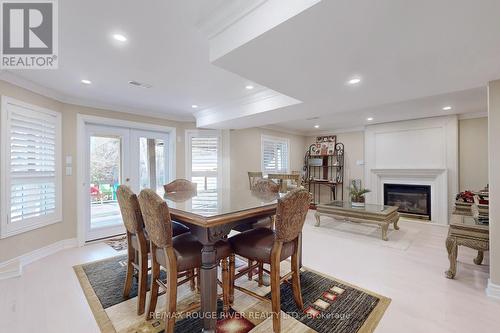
[445,214,489,279]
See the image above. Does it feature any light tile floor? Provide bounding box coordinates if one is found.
[0,212,499,333]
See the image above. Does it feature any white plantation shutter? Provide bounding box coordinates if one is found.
[191,136,218,175]
[261,135,289,174]
[187,131,220,215]
[1,98,62,238]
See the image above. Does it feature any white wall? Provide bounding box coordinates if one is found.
[230,128,306,192]
[487,80,500,296]
[459,117,488,191]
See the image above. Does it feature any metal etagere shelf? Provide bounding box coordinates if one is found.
[304,142,344,206]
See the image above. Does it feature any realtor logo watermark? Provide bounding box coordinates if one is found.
[1,0,58,69]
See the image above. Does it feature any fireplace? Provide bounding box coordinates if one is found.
[384,184,431,220]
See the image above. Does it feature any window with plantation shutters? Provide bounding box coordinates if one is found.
[1,97,62,238]
[186,131,221,215]
[261,135,289,174]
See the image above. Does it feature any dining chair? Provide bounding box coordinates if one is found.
[138,189,233,332]
[117,185,191,315]
[248,171,263,189]
[117,185,149,315]
[164,178,197,193]
[235,178,280,283]
[163,179,195,240]
[267,173,301,193]
[229,188,311,333]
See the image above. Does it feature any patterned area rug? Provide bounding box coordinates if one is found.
[104,236,128,252]
[74,255,390,333]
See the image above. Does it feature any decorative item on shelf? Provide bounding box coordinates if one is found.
[349,180,370,207]
[472,195,489,224]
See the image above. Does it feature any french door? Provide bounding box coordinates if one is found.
[85,124,170,241]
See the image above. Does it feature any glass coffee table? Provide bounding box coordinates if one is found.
[314,201,400,241]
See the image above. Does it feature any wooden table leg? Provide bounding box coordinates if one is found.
[445,236,458,279]
[314,211,321,227]
[200,243,217,333]
[474,251,484,265]
[381,223,389,241]
[393,216,400,230]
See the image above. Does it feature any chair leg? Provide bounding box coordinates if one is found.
[146,259,160,320]
[137,251,148,315]
[188,269,196,291]
[195,268,201,293]
[270,242,283,333]
[229,254,235,304]
[123,238,135,298]
[258,262,264,287]
[247,259,254,280]
[291,244,304,310]
[221,257,230,312]
[165,265,178,333]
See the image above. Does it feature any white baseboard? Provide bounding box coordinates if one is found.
[486,279,500,299]
[0,238,78,280]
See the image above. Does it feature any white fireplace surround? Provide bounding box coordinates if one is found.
[370,169,448,224]
[364,116,459,225]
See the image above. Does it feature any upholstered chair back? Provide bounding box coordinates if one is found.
[274,188,311,242]
[138,189,173,248]
[164,179,197,193]
[117,185,144,234]
[253,179,280,193]
[248,171,263,189]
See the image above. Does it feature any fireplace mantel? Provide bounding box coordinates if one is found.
[364,116,458,225]
[368,168,449,224]
[371,169,446,177]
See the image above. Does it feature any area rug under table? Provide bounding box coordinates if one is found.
[74,255,390,333]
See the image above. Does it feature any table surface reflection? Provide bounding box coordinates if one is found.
[164,188,283,226]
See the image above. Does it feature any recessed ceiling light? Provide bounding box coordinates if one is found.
[81,79,92,85]
[191,105,198,109]
[245,85,254,90]
[367,117,374,121]
[314,125,320,128]
[442,106,452,111]
[113,34,127,42]
[347,77,362,85]
[128,80,152,88]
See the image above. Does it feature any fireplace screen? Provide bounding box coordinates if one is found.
[384,184,431,219]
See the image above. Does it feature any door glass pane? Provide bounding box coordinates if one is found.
[139,137,166,195]
[89,136,122,230]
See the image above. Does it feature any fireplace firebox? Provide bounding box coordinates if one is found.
[384,184,431,220]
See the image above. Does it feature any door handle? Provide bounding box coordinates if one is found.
[126,178,130,182]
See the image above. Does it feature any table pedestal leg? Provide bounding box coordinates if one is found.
[200,244,217,332]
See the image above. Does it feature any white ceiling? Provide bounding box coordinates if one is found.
[1,0,267,121]
[212,0,499,132]
[1,0,498,132]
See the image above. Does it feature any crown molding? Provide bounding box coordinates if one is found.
[259,124,308,137]
[196,0,268,39]
[194,88,301,128]
[458,111,488,120]
[302,126,366,137]
[0,71,195,123]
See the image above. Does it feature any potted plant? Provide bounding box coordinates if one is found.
[349,180,370,207]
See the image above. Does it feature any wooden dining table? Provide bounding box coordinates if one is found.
[164,188,284,332]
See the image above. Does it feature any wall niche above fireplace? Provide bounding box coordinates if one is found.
[384,184,431,220]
